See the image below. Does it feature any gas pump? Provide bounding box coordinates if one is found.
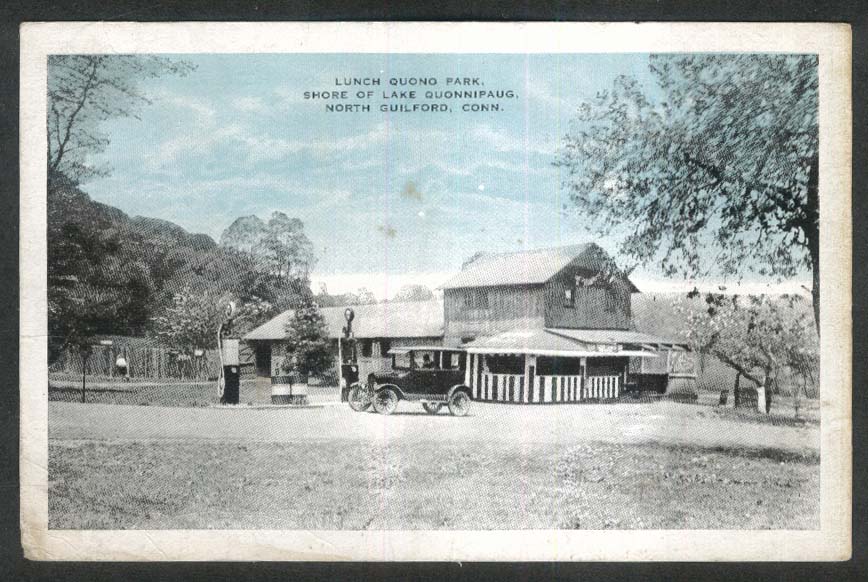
[217,301,240,405]
[339,307,359,402]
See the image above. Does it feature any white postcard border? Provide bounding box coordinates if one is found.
[20,21,852,561]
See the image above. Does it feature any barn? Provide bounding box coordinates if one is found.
[245,242,694,401]
[445,243,692,402]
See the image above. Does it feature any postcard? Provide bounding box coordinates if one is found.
[20,21,851,560]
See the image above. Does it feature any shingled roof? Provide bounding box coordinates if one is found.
[244,300,444,341]
[441,243,638,292]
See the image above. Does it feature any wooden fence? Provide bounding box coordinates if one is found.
[49,343,252,380]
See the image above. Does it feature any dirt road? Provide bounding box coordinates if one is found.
[49,400,819,455]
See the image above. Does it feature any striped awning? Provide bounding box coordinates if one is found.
[463,328,660,358]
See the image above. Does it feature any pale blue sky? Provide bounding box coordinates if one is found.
[79,53,808,298]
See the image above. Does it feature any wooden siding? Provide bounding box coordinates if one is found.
[444,286,545,340]
[544,265,632,329]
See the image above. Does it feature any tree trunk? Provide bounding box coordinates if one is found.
[733,372,741,408]
[81,353,89,404]
[806,155,820,334]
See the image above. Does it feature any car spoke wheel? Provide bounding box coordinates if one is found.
[422,402,442,414]
[448,391,470,417]
[348,384,371,412]
[373,388,399,415]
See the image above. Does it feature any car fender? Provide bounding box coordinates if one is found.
[448,384,471,399]
[341,381,362,402]
[374,383,406,400]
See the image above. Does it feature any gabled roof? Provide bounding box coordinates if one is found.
[244,300,444,341]
[441,243,638,292]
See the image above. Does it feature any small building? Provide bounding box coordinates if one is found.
[245,300,444,380]
[245,242,693,401]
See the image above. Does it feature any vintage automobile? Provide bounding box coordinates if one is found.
[347,347,471,416]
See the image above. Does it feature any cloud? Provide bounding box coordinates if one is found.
[524,79,581,114]
[152,89,216,121]
[232,96,266,112]
[470,123,553,157]
[147,123,244,169]
[146,118,391,170]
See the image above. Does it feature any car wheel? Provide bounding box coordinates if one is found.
[373,388,399,415]
[448,390,470,417]
[348,384,371,412]
[422,402,442,414]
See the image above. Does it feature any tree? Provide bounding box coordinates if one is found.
[152,288,276,353]
[48,55,195,184]
[393,284,435,302]
[47,55,194,360]
[678,292,818,413]
[262,212,316,280]
[151,287,227,354]
[556,54,819,330]
[219,215,267,256]
[48,177,156,361]
[282,299,333,378]
[219,212,316,319]
[314,286,378,307]
[220,212,316,281]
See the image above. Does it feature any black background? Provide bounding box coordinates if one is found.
[1,1,864,580]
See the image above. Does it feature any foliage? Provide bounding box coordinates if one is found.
[48,55,195,184]
[45,55,316,355]
[220,212,316,281]
[282,299,334,377]
[151,287,228,353]
[392,284,435,302]
[556,54,819,329]
[47,179,313,358]
[48,177,155,359]
[677,292,818,392]
[314,284,378,307]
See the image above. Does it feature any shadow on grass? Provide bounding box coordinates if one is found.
[708,406,820,428]
[626,438,820,464]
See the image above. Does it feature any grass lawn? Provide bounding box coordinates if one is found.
[49,377,339,407]
[48,402,819,530]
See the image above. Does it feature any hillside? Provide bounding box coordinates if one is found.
[48,177,262,341]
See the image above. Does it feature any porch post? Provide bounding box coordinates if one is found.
[465,353,472,388]
[525,354,536,403]
[580,356,587,400]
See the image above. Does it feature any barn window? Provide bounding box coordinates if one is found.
[360,340,372,358]
[379,339,391,356]
[564,287,574,307]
